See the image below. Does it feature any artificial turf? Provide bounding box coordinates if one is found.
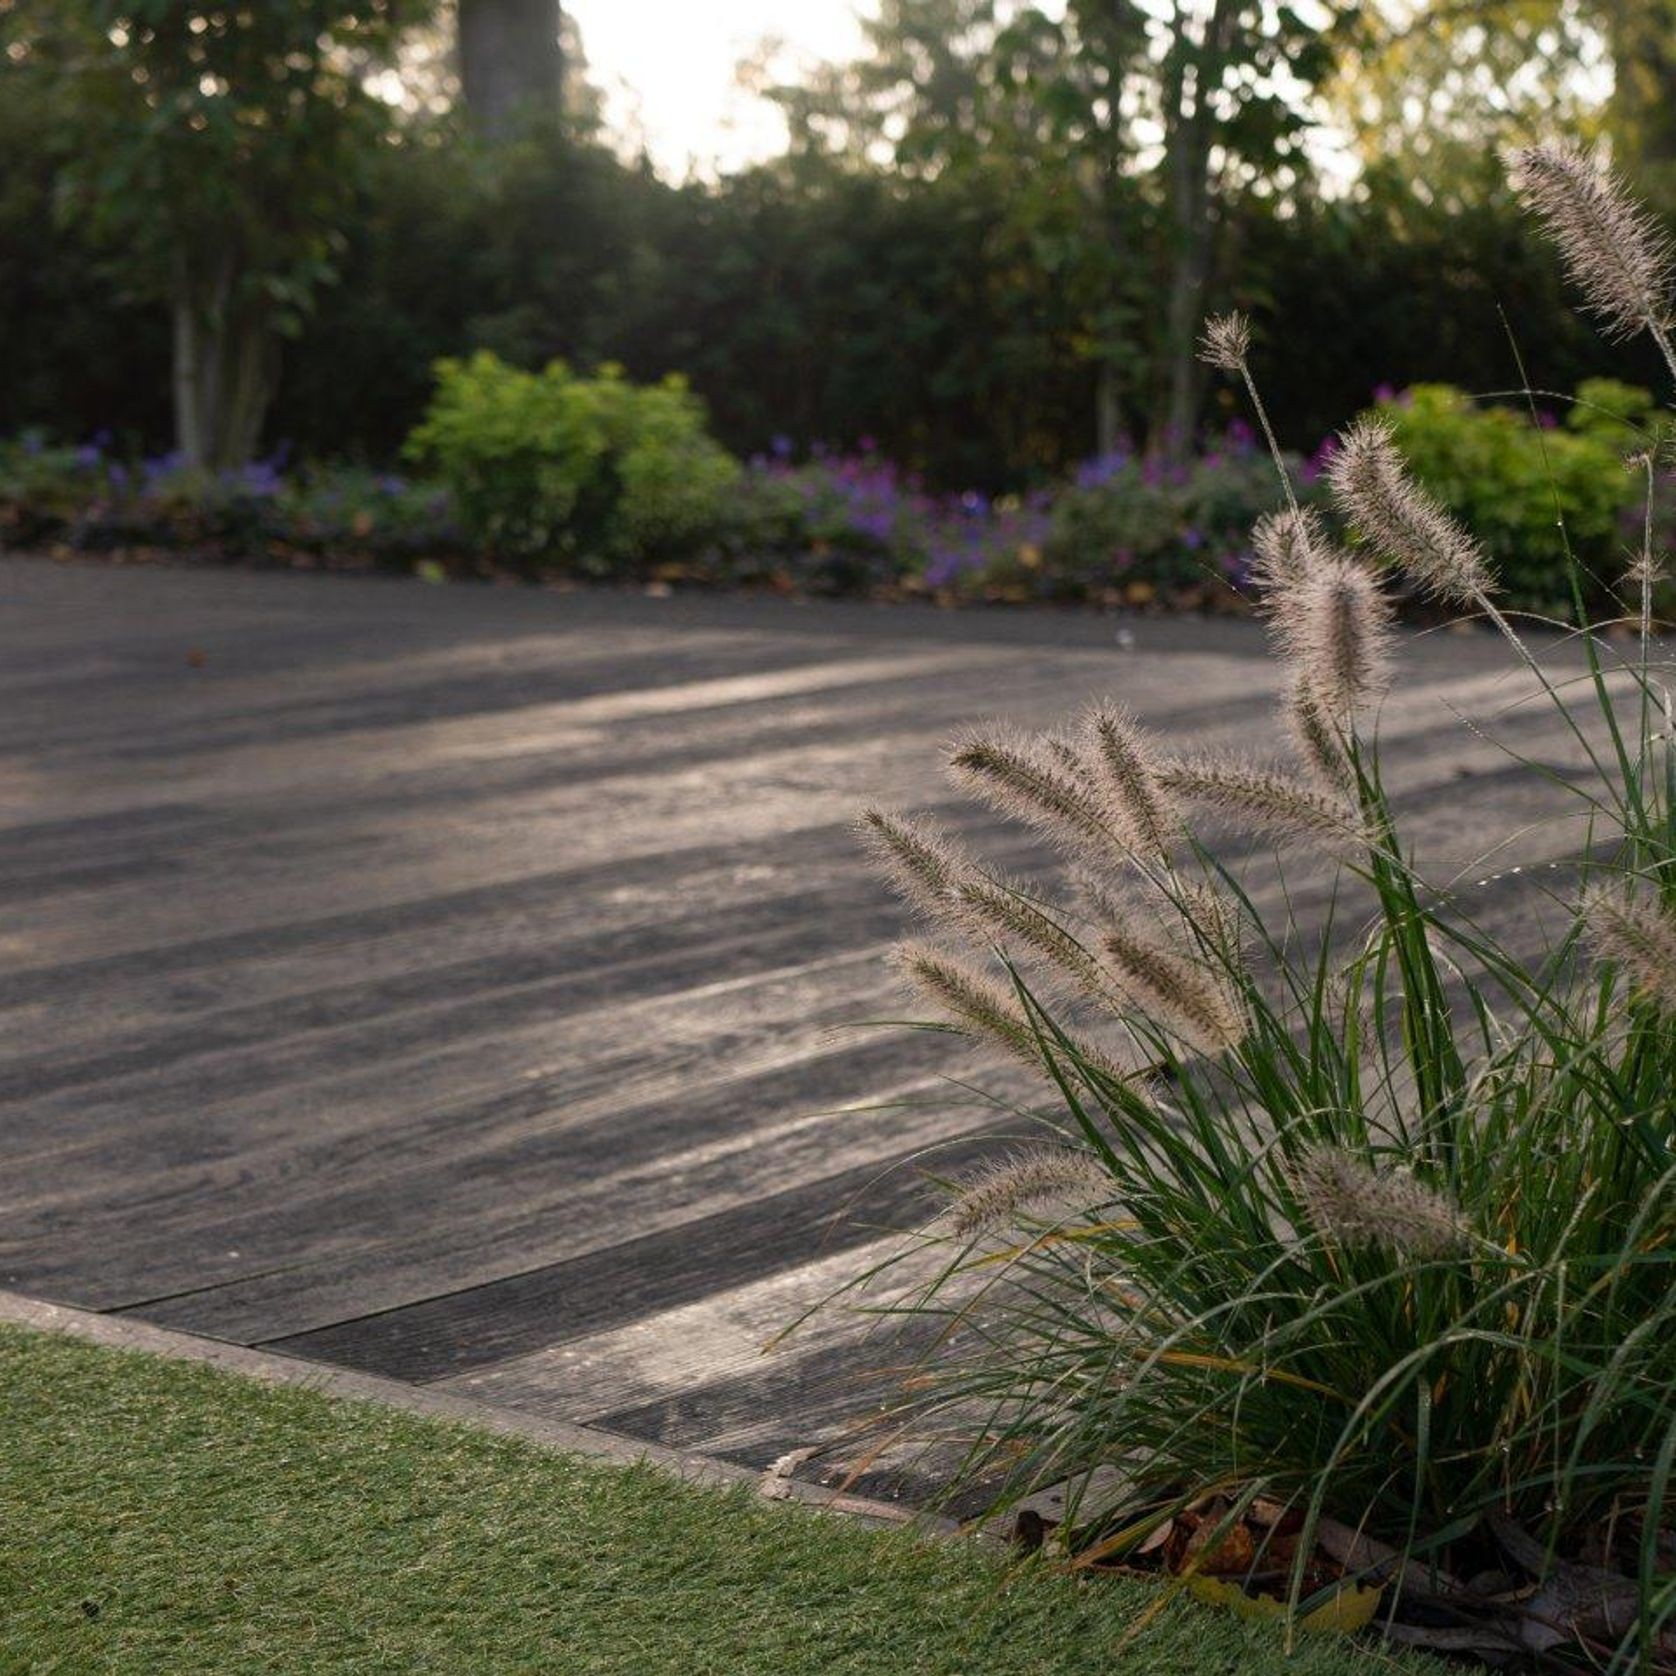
[0,1323,1442,1674]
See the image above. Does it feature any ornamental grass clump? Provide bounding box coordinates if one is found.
[842,144,1676,1669]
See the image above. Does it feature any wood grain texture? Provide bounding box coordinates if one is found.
[0,555,1583,1467]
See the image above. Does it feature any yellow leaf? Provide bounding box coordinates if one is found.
[1185,1574,1385,1635]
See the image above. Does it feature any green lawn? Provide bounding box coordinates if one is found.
[0,1324,1440,1674]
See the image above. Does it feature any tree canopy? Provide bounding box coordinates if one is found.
[1,0,1671,475]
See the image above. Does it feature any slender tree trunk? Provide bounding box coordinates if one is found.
[1161,195,1212,456]
[1606,0,1676,184]
[1158,0,1234,459]
[171,283,205,468]
[458,0,565,136]
[1096,361,1124,457]
[170,252,276,471]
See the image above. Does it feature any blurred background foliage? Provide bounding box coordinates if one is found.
[2,0,1674,608]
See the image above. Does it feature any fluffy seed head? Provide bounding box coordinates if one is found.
[1582,880,1676,1013]
[1199,311,1252,373]
[1249,506,1329,594]
[1155,756,1371,857]
[1326,417,1493,605]
[948,873,1111,1005]
[1281,556,1395,719]
[1626,545,1668,598]
[856,808,977,920]
[1623,450,1667,601]
[1171,879,1246,967]
[1101,922,1247,1058]
[1290,1146,1469,1259]
[1042,734,1099,787]
[1080,703,1181,860]
[945,1145,1114,1238]
[947,729,1118,862]
[892,939,1041,1060]
[892,940,1130,1083]
[1283,672,1356,797]
[1505,142,1675,342]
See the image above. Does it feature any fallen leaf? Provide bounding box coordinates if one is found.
[1186,1573,1385,1635]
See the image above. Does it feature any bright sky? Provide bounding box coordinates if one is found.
[564,0,873,178]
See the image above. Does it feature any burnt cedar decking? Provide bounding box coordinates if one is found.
[0,556,1571,1473]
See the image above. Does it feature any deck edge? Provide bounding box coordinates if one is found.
[0,1287,956,1534]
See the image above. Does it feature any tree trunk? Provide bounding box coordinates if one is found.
[458,0,565,136]
[1606,0,1676,185]
[1096,361,1125,457]
[170,253,276,471]
[1158,0,1235,459]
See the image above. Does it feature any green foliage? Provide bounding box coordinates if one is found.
[1376,382,1652,613]
[2,90,1667,489]
[3,0,431,467]
[403,352,739,572]
[16,0,424,323]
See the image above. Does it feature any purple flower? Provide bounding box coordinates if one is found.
[770,433,793,461]
[231,460,282,497]
[1076,450,1130,490]
[141,450,187,484]
[1299,435,1339,486]
[1182,525,1204,551]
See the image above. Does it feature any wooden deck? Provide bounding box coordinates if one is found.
[0,556,1581,1472]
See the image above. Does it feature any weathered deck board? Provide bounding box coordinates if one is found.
[0,555,1581,1468]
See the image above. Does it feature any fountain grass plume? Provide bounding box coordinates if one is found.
[856,807,977,920]
[944,1145,1115,1239]
[1154,756,1371,856]
[1080,703,1180,860]
[947,729,1121,865]
[1283,672,1356,796]
[893,938,1130,1083]
[1278,556,1394,720]
[1249,506,1328,593]
[1198,312,1252,372]
[946,871,1113,1006]
[1505,142,1675,354]
[1198,309,1297,514]
[1289,1146,1470,1260]
[1325,416,1494,606]
[1101,921,1247,1058]
[1583,880,1676,1014]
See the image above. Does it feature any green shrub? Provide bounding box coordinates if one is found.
[1373,380,1655,614]
[403,352,740,573]
[1041,438,1318,600]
